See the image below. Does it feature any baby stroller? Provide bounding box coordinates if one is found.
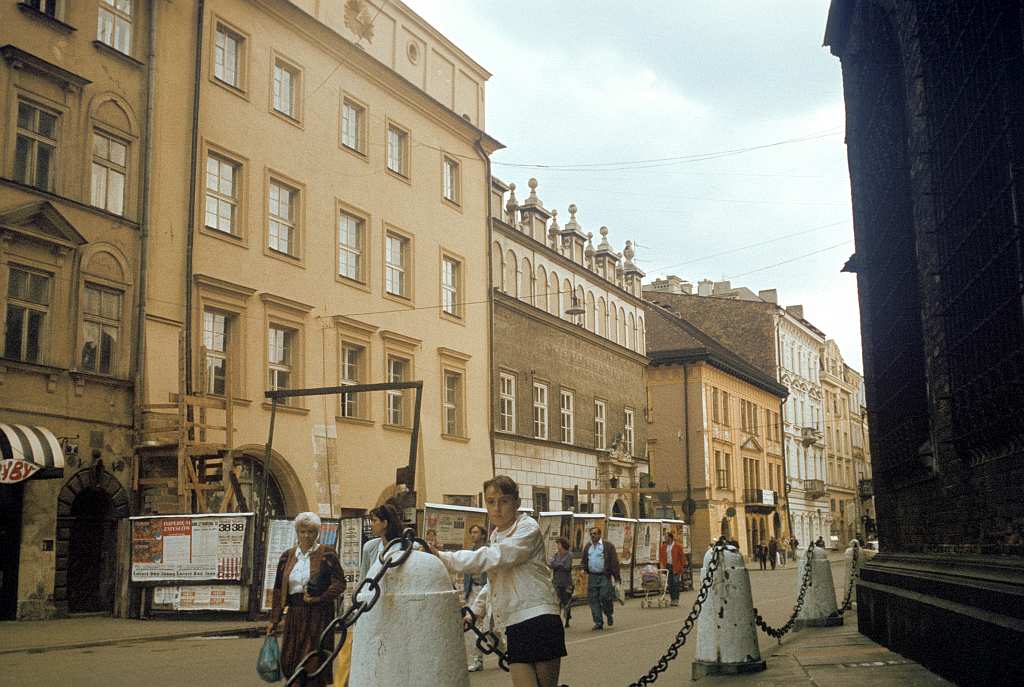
[638,566,669,609]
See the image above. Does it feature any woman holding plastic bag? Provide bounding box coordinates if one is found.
[266,512,346,686]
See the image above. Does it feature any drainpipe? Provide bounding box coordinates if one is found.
[682,363,693,523]
[183,0,205,395]
[472,135,496,485]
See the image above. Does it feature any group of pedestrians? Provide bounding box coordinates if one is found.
[754,537,785,570]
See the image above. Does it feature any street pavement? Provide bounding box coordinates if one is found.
[3,557,950,686]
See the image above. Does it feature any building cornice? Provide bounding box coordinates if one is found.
[648,348,788,399]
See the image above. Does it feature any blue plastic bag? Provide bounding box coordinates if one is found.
[257,634,282,683]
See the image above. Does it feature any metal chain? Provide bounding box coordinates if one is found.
[626,537,728,687]
[752,543,815,640]
[832,546,860,616]
[284,528,423,687]
[462,605,511,671]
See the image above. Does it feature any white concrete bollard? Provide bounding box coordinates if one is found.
[794,545,842,628]
[350,548,469,687]
[692,545,766,680]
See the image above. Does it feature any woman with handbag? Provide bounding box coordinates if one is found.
[267,512,346,686]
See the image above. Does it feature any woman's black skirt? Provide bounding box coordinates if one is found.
[504,613,567,664]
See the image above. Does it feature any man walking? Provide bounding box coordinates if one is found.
[658,531,685,606]
[768,538,778,570]
[582,527,620,630]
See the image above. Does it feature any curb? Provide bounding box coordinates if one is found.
[0,624,264,656]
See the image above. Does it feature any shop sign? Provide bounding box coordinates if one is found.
[0,458,40,483]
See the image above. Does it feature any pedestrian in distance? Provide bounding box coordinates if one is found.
[433,476,566,687]
[464,523,489,673]
[658,531,685,606]
[581,526,621,630]
[548,536,574,628]
[768,538,778,570]
[815,536,826,548]
[360,502,404,580]
[267,512,347,687]
[779,539,788,567]
[757,543,768,570]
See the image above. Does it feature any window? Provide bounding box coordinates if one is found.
[91,131,127,215]
[202,310,229,395]
[337,211,364,282]
[594,400,606,450]
[385,232,409,298]
[97,0,132,55]
[386,124,408,176]
[386,355,408,426]
[533,488,549,513]
[533,382,548,440]
[273,59,299,119]
[24,1,60,18]
[268,180,297,256]
[14,101,57,191]
[267,326,294,397]
[712,388,719,423]
[721,391,729,426]
[715,450,730,489]
[624,408,635,455]
[205,153,238,235]
[563,491,577,512]
[340,343,363,418]
[214,24,243,88]
[499,372,516,433]
[443,370,463,436]
[443,156,460,204]
[341,98,365,154]
[441,255,460,317]
[4,267,49,363]
[560,390,574,444]
[81,284,122,374]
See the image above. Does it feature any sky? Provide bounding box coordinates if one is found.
[405,0,862,369]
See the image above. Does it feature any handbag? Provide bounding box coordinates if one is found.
[256,634,282,683]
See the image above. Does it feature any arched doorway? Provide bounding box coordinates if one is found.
[720,517,731,540]
[612,499,627,518]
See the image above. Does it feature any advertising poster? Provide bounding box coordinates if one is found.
[632,519,663,593]
[130,514,250,582]
[153,585,244,611]
[571,514,606,601]
[422,504,488,551]
[605,518,636,568]
[338,517,364,606]
[260,517,342,611]
[661,520,690,554]
[537,512,573,559]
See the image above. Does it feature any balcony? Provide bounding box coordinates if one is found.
[858,479,873,499]
[803,479,826,499]
[800,426,821,447]
[744,489,777,512]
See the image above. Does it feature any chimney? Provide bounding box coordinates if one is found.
[786,304,805,320]
[697,279,714,297]
[713,281,732,295]
[680,281,693,294]
[758,289,778,304]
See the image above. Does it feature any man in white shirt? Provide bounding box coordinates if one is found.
[581,527,620,630]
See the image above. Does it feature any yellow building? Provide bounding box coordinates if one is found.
[645,305,789,559]
[137,0,501,522]
[0,2,152,618]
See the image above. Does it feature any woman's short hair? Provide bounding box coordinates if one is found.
[483,474,519,499]
[556,536,570,550]
[294,511,322,532]
[468,523,485,535]
[370,502,403,541]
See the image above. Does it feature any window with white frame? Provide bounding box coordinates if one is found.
[4,266,50,363]
[202,309,229,395]
[267,325,294,396]
[338,211,364,282]
[25,1,61,18]
[81,284,122,374]
[214,24,243,88]
[273,59,299,119]
[90,131,127,216]
[386,124,408,176]
[594,400,606,450]
[441,256,460,317]
[560,389,574,444]
[205,153,238,234]
[385,232,408,297]
[386,355,408,426]
[340,343,364,418]
[443,370,463,436]
[341,98,365,154]
[443,156,459,203]
[15,101,58,192]
[624,407,635,455]
[533,382,548,440]
[499,372,516,433]
[268,180,297,256]
[98,0,132,55]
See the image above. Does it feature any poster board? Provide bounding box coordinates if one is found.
[419,503,488,591]
[631,519,663,593]
[660,520,690,555]
[259,517,342,612]
[338,516,365,607]
[152,585,244,611]
[605,518,636,568]
[570,513,607,601]
[537,512,573,560]
[130,513,252,582]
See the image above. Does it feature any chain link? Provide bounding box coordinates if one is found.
[832,545,860,616]
[626,537,727,687]
[461,605,511,671]
[752,543,815,640]
[283,528,422,687]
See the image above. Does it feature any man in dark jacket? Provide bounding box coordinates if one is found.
[582,527,621,630]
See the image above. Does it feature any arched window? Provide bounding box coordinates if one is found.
[628,312,636,350]
[585,291,595,332]
[491,241,503,291]
[536,264,547,311]
[89,95,138,218]
[598,297,607,337]
[618,307,627,345]
[609,305,618,344]
[638,315,646,354]
[78,244,132,378]
[504,249,518,297]
[562,279,573,320]
[520,257,533,303]
[547,271,559,315]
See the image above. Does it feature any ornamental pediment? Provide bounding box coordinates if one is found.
[740,435,763,452]
[0,202,86,249]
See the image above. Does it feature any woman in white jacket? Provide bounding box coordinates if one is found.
[434,475,566,687]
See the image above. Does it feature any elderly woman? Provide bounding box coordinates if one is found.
[267,512,346,686]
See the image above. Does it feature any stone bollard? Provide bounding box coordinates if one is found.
[692,545,766,680]
[350,548,469,687]
[794,545,842,629]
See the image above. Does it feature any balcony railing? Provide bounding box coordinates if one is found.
[858,479,873,498]
[743,489,777,510]
[803,479,826,499]
[800,426,821,446]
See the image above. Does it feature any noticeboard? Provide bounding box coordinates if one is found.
[130,513,252,583]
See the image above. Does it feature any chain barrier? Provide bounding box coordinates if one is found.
[831,545,859,616]
[625,537,727,687]
[752,543,815,640]
[284,528,423,687]
[462,605,511,671]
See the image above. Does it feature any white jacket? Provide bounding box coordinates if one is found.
[438,514,560,630]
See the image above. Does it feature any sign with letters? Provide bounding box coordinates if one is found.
[0,459,40,483]
[130,514,251,582]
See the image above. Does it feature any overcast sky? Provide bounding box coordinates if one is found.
[405,1,862,369]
